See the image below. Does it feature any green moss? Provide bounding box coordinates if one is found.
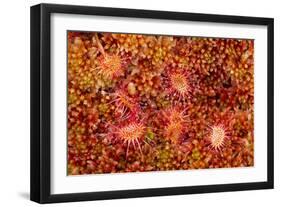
[192,148,201,160]
[98,103,109,114]
[68,93,78,104]
[146,128,155,141]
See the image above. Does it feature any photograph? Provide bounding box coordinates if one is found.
[67,31,254,175]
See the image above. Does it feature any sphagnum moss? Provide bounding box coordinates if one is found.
[67,32,254,175]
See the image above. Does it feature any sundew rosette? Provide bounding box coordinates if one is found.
[67,31,254,175]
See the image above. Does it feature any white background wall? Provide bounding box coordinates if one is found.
[0,0,279,206]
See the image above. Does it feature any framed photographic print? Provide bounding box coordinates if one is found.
[30,3,274,203]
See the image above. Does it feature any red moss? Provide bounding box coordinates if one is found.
[67,32,254,175]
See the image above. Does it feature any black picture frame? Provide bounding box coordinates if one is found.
[30,3,274,204]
